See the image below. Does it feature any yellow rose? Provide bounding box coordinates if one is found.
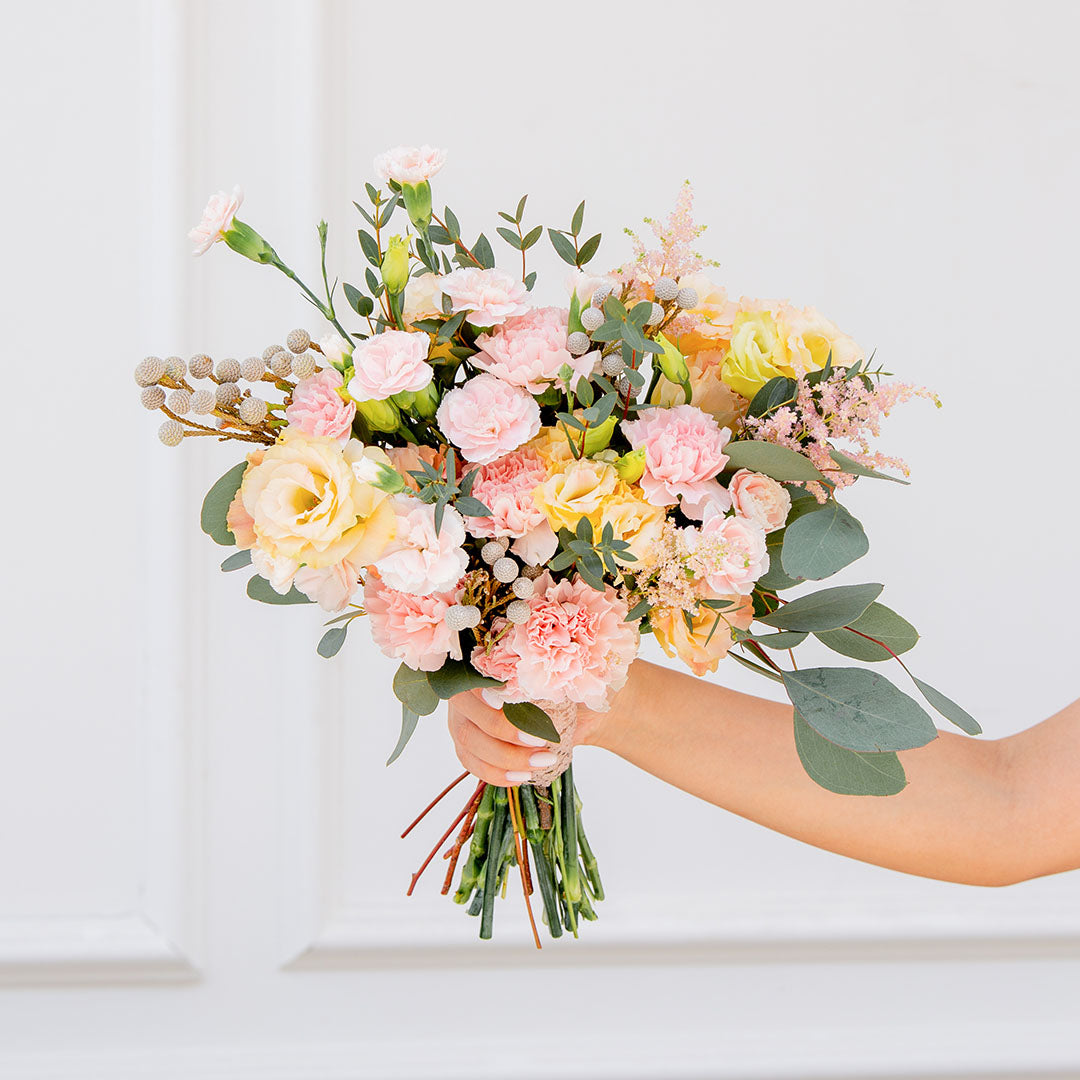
[532,458,618,533]
[652,347,746,429]
[241,431,396,569]
[650,596,754,676]
[598,485,666,564]
[719,310,792,401]
[778,303,863,375]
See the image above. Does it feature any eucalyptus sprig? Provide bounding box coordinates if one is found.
[548,518,635,591]
[547,200,602,269]
[408,448,492,533]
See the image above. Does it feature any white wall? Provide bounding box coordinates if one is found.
[1,0,1078,1076]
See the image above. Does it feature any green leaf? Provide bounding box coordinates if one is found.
[780,500,869,580]
[503,701,560,743]
[723,441,826,483]
[444,206,461,239]
[625,598,651,621]
[387,704,420,766]
[782,667,938,753]
[570,200,585,235]
[741,630,809,649]
[758,583,883,631]
[392,663,440,716]
[912,677,982,735]
[455,496,492,517]
[746,376,797,419]
[246,576,314,605]
[473,234,495,268]
[815,603,919,662]
[521,224,542,250]
[201,462,248,546]
[426,658,504,700]
[576,233,601,266]
[317,626,347,658]
[496,226,522,250]
[343,282,370,316]
[793,710,907,796]
[757,529,803,592]
[828,448,910,485]
[435,310,467,345]
[548,228,578,266]
[220,549,252,572]
[357,229,380,266]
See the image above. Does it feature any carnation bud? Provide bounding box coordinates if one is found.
[400,180,433,233]
[614,447,646,483]
[409,381,439,420]
[355,397,401,433]
[380,235,410,296]
[223,219,276,264]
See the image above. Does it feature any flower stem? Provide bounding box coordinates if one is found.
[479,788,509,939]
[453,784,494,905]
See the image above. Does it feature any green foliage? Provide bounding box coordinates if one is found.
[815,602,918,662]
[246,576,314,605]
[723,440,827,483]
[343,282,374,317]
[201,462,248,546]
[220,549,252,572]
[548,518,635,590]
[780,500,869,580]
[426,659,504,700]
[793,710,907,796]
[782,667,938,753]
[828,447,910,485]
[317,626,347,658]
[408,448,492,532]
[392,663,440,716]
[387,705,420,766]
[746,376,798,419]
[503,701,560,743]
[911,677,981,735]
[758,583,883,631]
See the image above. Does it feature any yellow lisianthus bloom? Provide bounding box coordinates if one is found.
[532,458,619,534]
[719,310,792,401]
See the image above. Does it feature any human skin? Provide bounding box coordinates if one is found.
[448,660,1080,886]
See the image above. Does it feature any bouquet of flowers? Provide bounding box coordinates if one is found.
[135,145,978,946]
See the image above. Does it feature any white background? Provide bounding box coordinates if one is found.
[2,0,1079,1076]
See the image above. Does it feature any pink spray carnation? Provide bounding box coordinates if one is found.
[474,307,574,392]
[466,449,558,565]
[439,268,529,327]
[683,504,769,596]
[727,469,791,534]
[364,570,463,672]
[621,404,732,519]
[293,555,364,612]
[188,185,242,255]
[347,330,433,402]
[285,367,356,441]
[373,495,469,596]
[499,572,640,710]
[436,373,541,464]
[373,145,447,185]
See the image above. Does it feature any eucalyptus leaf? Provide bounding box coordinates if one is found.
[571,200,585,235]
[548,228,578,266]
[757,529,803,592]
[246,576,314,605]
[577,233,601,265]
[782,667,938,753]
[740,631,809,649]
[201,462,247,546]
[387,705,420,766]
[746,376,797,419]
[758,583,883,631]
[828,447,910,485]
[793,710,907,796]
[392,662,439,716]
[723,441,826,483]
[780,500,869,580]
[317,626,347,658]
[912,677,982,735]
[427,659,504,700]
[220,549,252,572]
[815,603,919,662]
[503,701,560,744]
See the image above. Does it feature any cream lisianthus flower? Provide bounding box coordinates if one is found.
[650,595,754,676]
[719,309,792,401]
[778,303,863,376]
[531,458,619,534]
[240,431,397,572]
[597,484,667,563]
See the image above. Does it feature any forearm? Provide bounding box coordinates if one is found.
[591,660,1040,886]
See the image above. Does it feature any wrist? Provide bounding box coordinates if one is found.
[582,658,653,753]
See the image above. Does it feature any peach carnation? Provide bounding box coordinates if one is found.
[474,307,574,393]
[386,444,444,492]
[728,470,791,534]
[621,404,732,519]
[373,496,469,596]
[439,267,529,328]
[683,505,768,596]
[188,185,242,255]
[466,450,558,565]
[347,330,432,402]
[373,145,447,185]
[436,373,541,464]
[285,367,356,440]
[364,570,463,672]
[503,572,639,710]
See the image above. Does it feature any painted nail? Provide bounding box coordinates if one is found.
[516,731,548,747]
[528,751,558,768]
[505,771,531,784]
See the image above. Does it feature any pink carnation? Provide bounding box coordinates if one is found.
[285,367,356,441]
[439,268,529,328]
[347,330,432,402]
[728,469,791,533]
[621,404,732,519]
[684,505,769,596]
[474,307,574,392]
[294,555,364,612]
[364,570,463,672]
[436,373,541,464]
[373,145,447,185]
[188,185,242,255]
[471,619,525,703]
[502,573,639,710]
[466,450,558,565]
[373,496,468,596]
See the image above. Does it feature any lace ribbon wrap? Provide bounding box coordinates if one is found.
[528,699,578,784]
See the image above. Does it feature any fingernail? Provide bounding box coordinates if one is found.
[528,751,558,768]
[505,771,531,784]
[517,731,548,747]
